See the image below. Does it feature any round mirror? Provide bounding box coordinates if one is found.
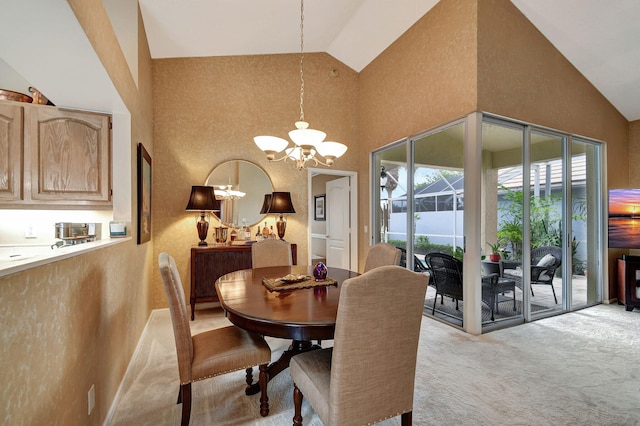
[205,160,273,227]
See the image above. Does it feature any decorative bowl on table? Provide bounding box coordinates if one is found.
[280,274,309,284]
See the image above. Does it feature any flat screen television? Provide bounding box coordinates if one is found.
[608,189,640,248]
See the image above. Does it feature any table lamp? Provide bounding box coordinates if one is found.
[269,192,296,240]
[259,193,272,214]
[185,186,220,246]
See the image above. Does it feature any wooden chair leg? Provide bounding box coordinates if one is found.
[293,383,303,426]
[245,367,254,389]
[401,411,412,426]
[259,364,269,417]
[180,383,192,426]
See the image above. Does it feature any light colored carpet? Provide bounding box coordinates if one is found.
[108,304,640,425]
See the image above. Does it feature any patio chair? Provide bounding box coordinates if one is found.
[425,253,512,321]
[424,252,463,313]
[500,246,562,304]
[398,247,430,273]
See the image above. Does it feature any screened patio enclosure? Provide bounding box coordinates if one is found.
[372,113,605,334]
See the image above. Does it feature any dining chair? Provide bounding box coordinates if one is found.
[158,252,272,425]
[251,239,293,268]
[290,265,428,426]
[363,242,402,272]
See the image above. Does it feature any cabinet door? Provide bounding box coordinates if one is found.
[0,103,23,201]
[193,249,253,299]
[28,107,111,203]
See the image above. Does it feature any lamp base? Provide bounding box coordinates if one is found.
[276,216,287,240]
[196,216,210,246]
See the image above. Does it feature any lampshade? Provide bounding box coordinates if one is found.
[185,186,220,211]
[254,136,289,158]
[288,125,326,147]
[260,193,273,214]
[316,141,348,159]
[269,192,296,214]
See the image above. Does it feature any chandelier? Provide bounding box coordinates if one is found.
[214,184,245,200]
[253,0,347,170]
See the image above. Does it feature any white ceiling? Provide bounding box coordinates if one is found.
[140,0,640,121]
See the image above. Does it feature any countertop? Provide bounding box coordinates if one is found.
[0,237,131,278]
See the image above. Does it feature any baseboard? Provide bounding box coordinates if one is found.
[103,309,168,426]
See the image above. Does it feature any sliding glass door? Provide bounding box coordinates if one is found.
[371,113,604,333]
[570,139,602,309]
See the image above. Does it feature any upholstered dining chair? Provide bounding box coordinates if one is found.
[290,265,428,426]
[251,239,293,268]
[158,252,272,425]
[363,242,402,272]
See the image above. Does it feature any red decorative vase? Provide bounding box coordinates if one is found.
[489,253,501,262]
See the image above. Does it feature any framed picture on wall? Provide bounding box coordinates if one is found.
[314,194,326,221]
[137,143,152,244]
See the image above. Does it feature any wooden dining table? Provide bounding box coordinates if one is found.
[215,264,359,395]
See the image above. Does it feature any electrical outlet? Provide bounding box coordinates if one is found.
[25,225,36,239]
[88,384,95,415]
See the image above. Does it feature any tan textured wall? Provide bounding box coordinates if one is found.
[477,0,630,299]
[0,243,147,425]
[358,0,630,294]
[151,53,359,309]
[630,120,640,185]
[477,0,629,183]
[0,1,154,424]
[357,0,479,269]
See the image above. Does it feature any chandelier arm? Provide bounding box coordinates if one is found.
[309,156,330,167]
[266,153,295,163]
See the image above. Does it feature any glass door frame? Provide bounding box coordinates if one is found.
[370,111,606,334]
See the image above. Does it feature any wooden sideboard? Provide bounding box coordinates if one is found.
[190,243,297,319]
[617,256,640,311]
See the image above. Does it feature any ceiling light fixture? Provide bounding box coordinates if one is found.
[253,0,347,170]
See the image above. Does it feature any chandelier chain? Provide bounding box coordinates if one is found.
[252,0,347,170]
[299,0,305,122]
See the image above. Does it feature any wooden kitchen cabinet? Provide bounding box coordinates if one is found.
[190,243,297,320]
[27,106,111,204]
[0,102,23,201]
[0,100,112,206]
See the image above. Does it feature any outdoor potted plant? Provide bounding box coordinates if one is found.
[487,242,502,262]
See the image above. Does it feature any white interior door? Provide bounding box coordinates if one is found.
[326,176,351,268]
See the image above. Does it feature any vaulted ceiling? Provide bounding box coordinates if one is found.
[139,0,640,121]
